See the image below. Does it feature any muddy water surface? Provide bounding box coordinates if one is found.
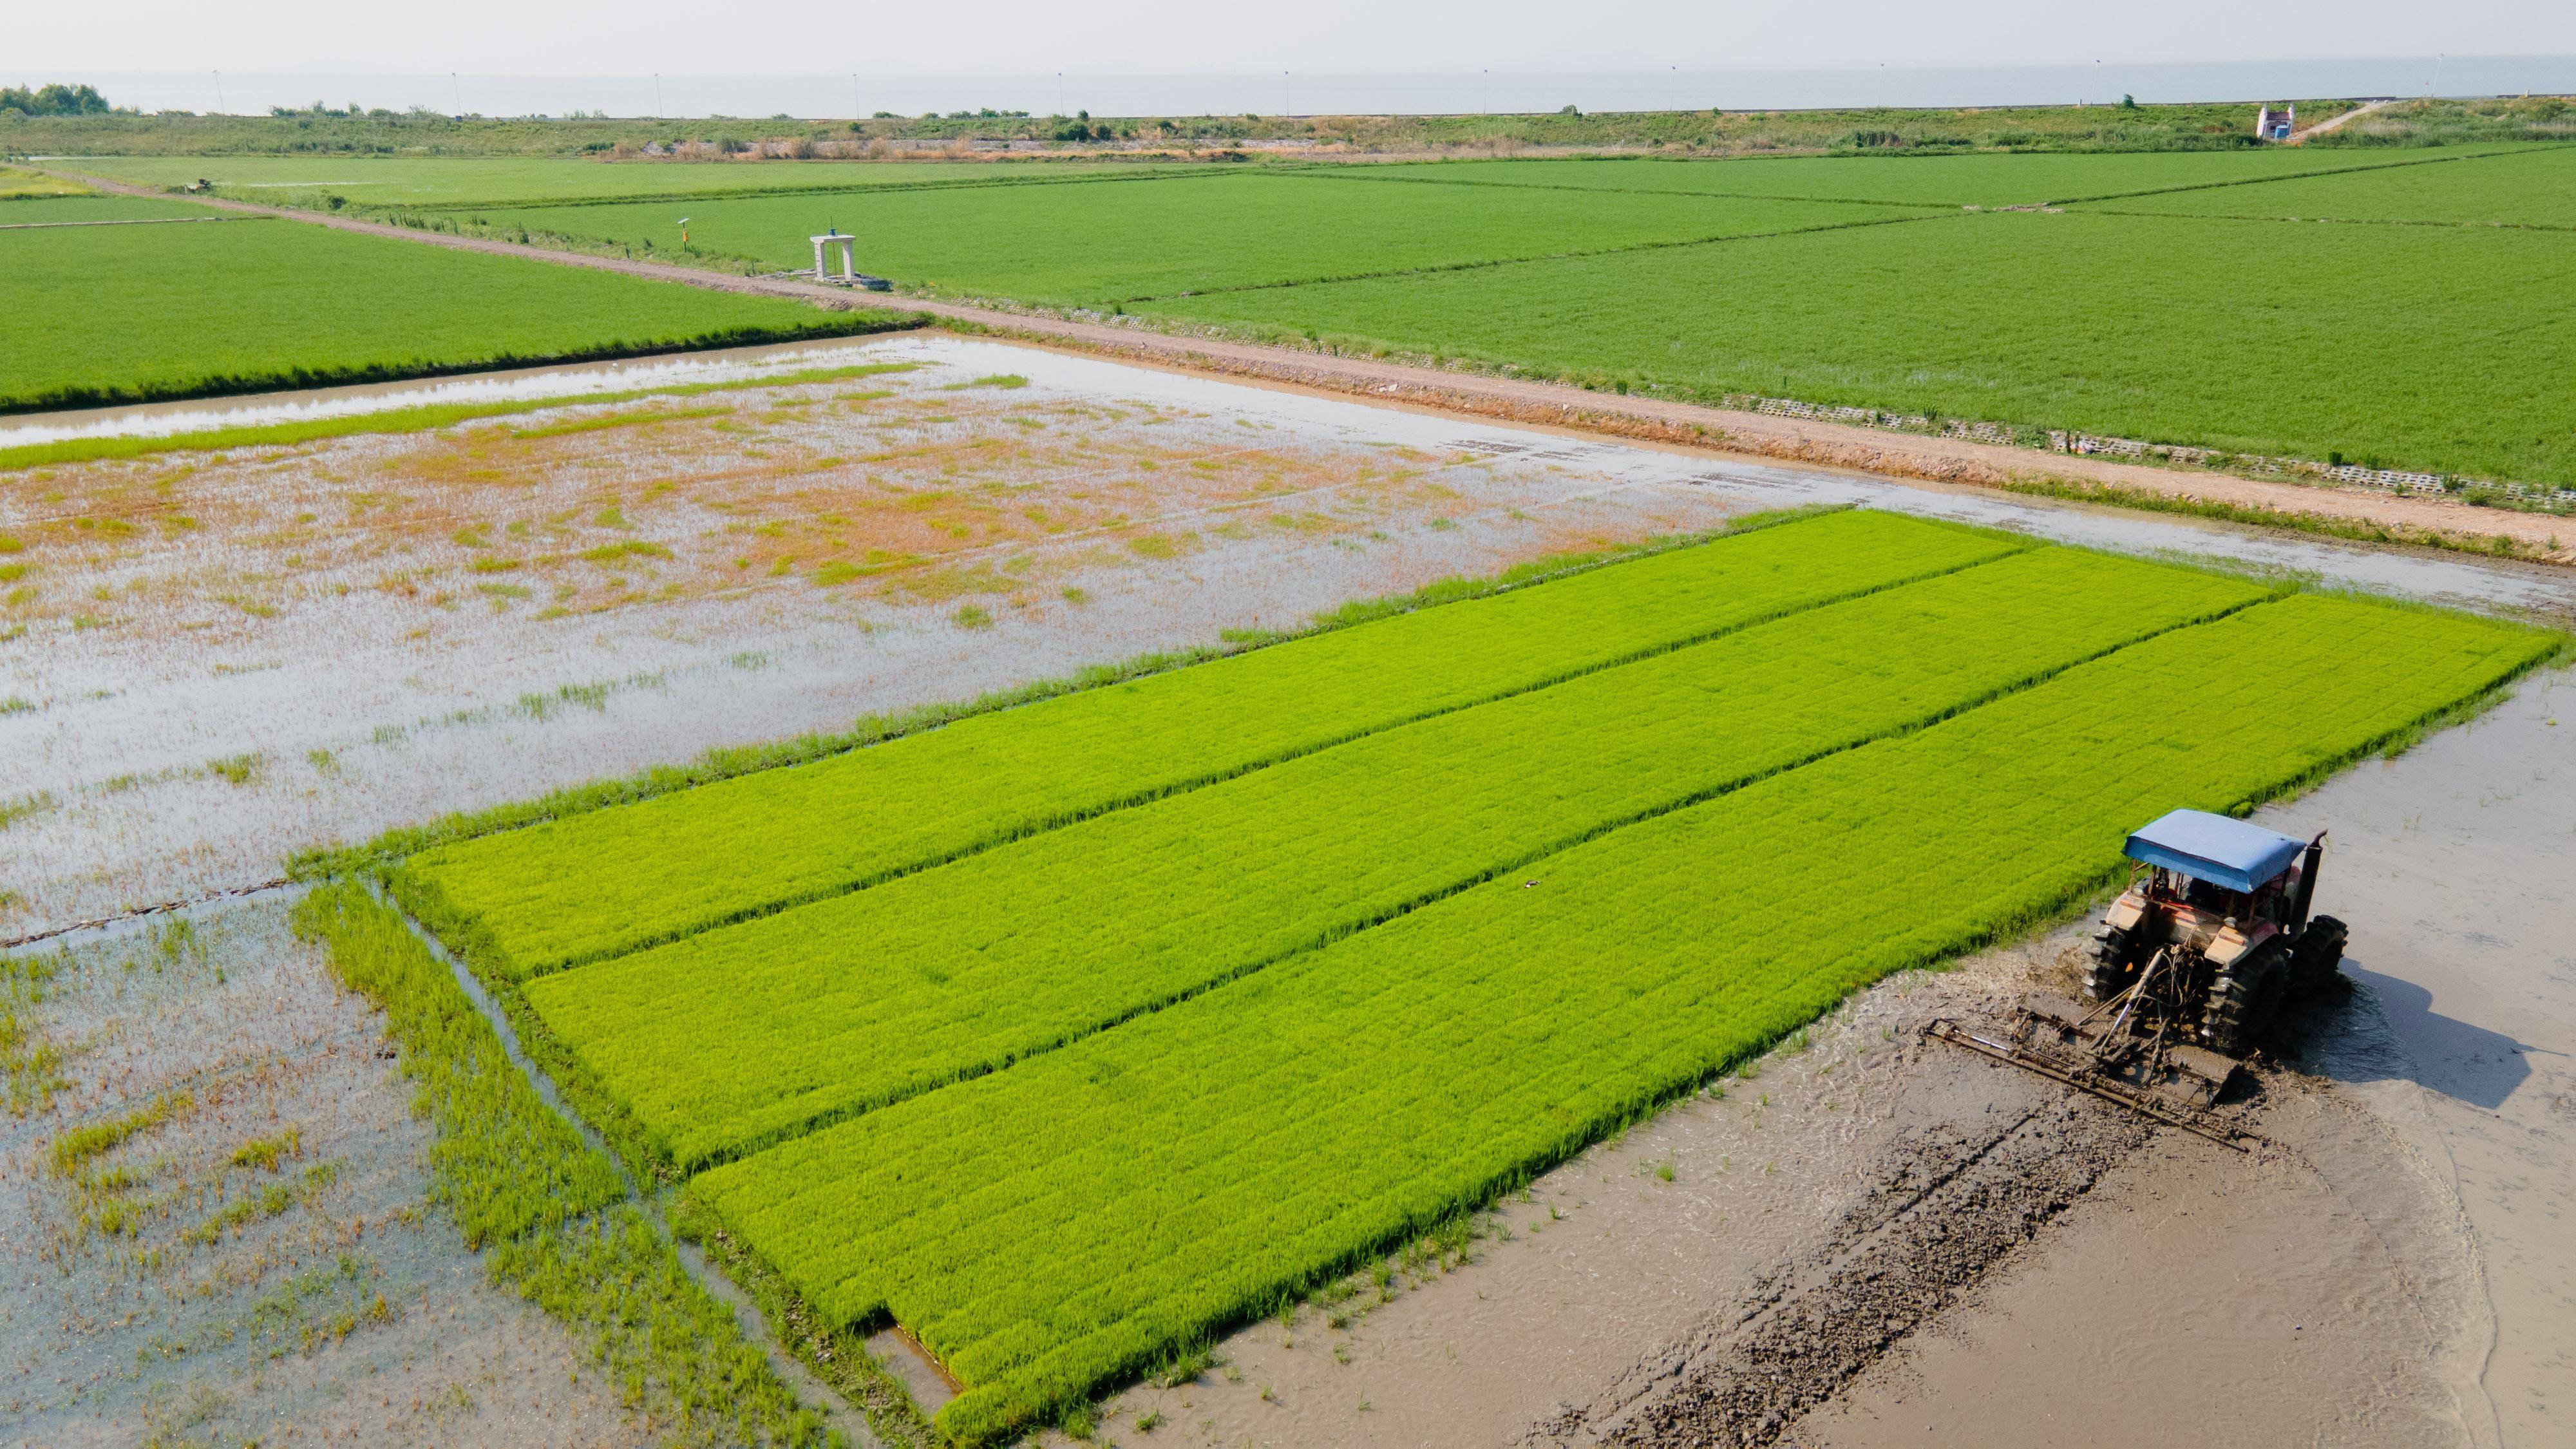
[0,895,630,1448]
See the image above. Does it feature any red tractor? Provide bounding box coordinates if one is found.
[1928,809,2347,1148]
[2083,808,2347,1055]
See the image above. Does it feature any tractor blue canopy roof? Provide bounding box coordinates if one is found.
[2123,810,2307,893]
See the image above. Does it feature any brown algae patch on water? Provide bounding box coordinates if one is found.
[0,895,631,1445]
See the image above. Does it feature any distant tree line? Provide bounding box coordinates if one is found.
[6,92,2566,158]
[1,82,111,117]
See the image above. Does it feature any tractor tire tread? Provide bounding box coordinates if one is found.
[2084,927,2134,1004]
[2291,916,2349,992]
[2201,939,2289,1055]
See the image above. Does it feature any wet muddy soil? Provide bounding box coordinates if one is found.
[0,896,632,1448]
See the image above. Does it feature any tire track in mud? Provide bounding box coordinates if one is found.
[1530,1089,2155,1449]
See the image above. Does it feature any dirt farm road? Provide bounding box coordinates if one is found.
[53,169,2575,566]
[2291,97,2400,143]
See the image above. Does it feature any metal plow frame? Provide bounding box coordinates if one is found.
[1923,1015,2259,1151]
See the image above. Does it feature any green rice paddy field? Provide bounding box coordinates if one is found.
[0,198,916,410]
[0,192,221,223]
[478,175,1915,303]
[407,142,2571,482]
[371,509,2558,1442]
[26,141,2576,477]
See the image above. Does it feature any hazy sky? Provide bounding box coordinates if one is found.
[17,0,2576,76]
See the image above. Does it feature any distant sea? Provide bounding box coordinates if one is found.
[17,56,2576,122]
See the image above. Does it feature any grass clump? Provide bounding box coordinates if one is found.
[206,752,265,787]
[0,790,57,831]
[52,1090,195,1176]
[290,882,831,1445]
[229,1126,305,1171]
[4,952,70,1115]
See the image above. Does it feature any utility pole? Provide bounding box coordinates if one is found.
[853,73,861,120]
[451,72,462,116]
[2431,53,2446,98]
[654,73,664,119]
[212,70,226,116]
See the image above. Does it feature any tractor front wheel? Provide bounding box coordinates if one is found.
[2083,927,2137,1004]
[2201,940,2290,1056]
[2290,915,2349,993]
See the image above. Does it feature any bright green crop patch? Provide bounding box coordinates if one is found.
[1336,146,2456,209]
[0,218,917,412]
[396,509,2016,981]
[2081,143,2576,229]
[0,193,225,223]
[473,175,1917,304]
[0,165,94,199]
[1137,207,2576,484]
[694,593,2553,1444]
[531,545,2264,1170]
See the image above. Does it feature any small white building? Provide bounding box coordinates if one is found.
[2255,104,2295,142]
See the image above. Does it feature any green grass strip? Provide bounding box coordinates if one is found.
[395,509,2025,981]
[290,881,837,1447]
[291,882,624,1243]
[0,359,925,474]
[533,545,2267,1171]
[1,309,927,418]
[692,592,2559,1444]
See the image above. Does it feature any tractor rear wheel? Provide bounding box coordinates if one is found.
[2201,939,2290,1056]
[2290,915,2349,993]
[2084,927,2136,1003]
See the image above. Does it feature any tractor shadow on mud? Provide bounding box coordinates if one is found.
[2266,956,2539,1112]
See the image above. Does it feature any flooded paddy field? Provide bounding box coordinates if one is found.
[7,333,2573,1448]
[1,334,1774,931]
[1,895,632,1448]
